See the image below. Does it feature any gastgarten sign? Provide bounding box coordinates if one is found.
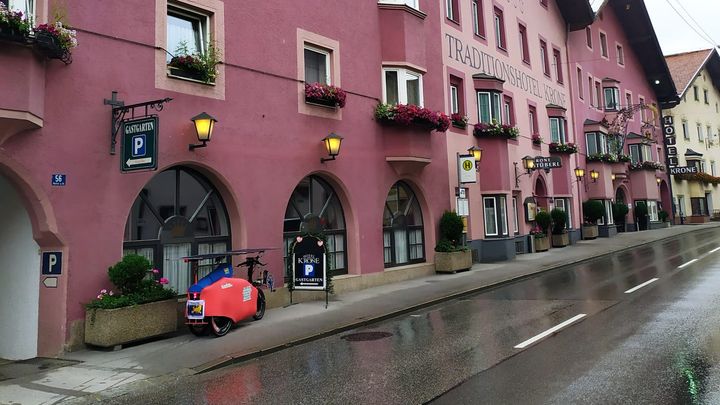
[121,117,158,172]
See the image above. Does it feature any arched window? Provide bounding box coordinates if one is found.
[283,176,347,275]
[383,181,425,267]
[123,167,230,293]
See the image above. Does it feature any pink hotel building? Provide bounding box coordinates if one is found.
[0,0,676,359]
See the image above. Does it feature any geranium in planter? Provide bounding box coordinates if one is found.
[0,4,31,43]
[85,254,178,348]
[375,103,451,132]
[33,21,77,64]
[451,113,469,128]
[629,161,665,171]
[168,41,220,84]
[549,142,578,154]
[531,133,542,145]
[305,82,347,108]
[586,153,619,163]
[434,211,472,273]
[473,120,519,140]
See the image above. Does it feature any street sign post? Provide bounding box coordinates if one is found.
[121,117,158,172]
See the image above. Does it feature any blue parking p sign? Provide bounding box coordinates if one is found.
[132,134,146,157]
[42,252,62,275]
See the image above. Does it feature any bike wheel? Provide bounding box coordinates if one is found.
[210,316,233,337]
[188,322,209,336]
[253,289,266,320]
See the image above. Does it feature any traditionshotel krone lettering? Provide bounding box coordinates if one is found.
[125,121,155,134]
[445,33,567,108]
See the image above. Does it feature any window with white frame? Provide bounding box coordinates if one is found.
[701,160,707,173]
[616,44,624,65]
[304,45,331,85]
[712,161,716,176]
[597,200,614,225]
[585,132,607,155]
[450,84,459,114]
[604,87,620,111]
[472,0,484,37]
[483,196,508,237]
[707,126,713,143]
[629,143,652,164]
[549,117,566,144]
[682,120,690,140]
[528,105,537,134]
[554,198,572,228]
[697,123,704,141]
[494,7,506,50]
[540,40,549,76]
[512,196,519,234]
[648,201,658,222]
[503,95,514,125]
[383,68,423,106]
[477,91,502,123]
[446,0,458,21]
[167,4,209,63]
[599,32,608,58]
[5,0,33,20]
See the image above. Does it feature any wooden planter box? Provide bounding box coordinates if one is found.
[435,250,472,273]
[551,233,569,247]
[582,225,598,240]
[85,299,178,348]
[534,236,549,252]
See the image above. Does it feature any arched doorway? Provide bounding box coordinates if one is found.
[659,180,672,218]
[0,174,40,359]
[615,188,626,204]
[534,176,548,211]
[383,181,425,267]
[123,167,231,293]
[283,175,347,275]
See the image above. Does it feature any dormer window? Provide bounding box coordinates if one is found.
[383,68,423,106]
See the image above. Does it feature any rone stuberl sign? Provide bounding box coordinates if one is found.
[121,117,158,172]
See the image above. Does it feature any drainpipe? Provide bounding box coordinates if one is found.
[564,24,583,238]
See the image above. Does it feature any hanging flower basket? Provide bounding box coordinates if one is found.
[33,22,77,65]
[375,103,450,132]
[304,83,347,108]
[472,121,519,140]
[549,142,578,154]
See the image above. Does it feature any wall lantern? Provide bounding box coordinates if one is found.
[189,112,217,151]
[522,155,535,173]
[590,169,600,182]
[321,132,343,163]
[468,146,483,170]
[574,167,585,181]
[611,174,616,181]
[656,177,662,186]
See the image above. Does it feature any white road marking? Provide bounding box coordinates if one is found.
[514,314,587,349]
[624,278,659,294]
[710,247,720,254]
[678,259,699,269]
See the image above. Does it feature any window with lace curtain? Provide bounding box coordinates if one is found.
[383,182,425,268]
[123,167,230,294]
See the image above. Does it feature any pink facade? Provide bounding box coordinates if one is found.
[567,0,676,230]
[0,0,452,357]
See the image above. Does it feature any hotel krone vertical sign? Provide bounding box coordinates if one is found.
[445,33,567,108]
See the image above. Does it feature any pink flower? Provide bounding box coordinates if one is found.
[159,278,169,285]
[109,291,114,296]
[97,294,103,299]
[100,289,107,294]
[152,269,160,274]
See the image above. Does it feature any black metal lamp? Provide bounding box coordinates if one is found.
[468,146,482,170]
[321,132,343,163]
[590,169,600,182]
[189,112,217,151]
[574,167,585,181]
[522,155,535,173]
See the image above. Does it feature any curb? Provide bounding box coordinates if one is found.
[193,226,710,374]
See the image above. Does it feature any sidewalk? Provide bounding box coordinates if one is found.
[2,224,718,404]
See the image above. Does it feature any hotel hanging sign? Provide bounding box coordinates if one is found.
[121,117,158,172]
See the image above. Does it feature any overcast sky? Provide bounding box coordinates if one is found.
[643,0,720,56]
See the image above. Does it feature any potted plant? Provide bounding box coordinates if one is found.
[168,41,220,84]
[533,211,552,252]
[635,202,649,231]
[612,202,629,232]
[550,208,569,247]
[434,211,472,273]
[659,210,670,227]
[548,142,578,154]
[472,120,519,140]
[450,113,469,129]
[33,21,77,63]
[84,254,178,348]
[304,82,347,108]
[582,200,604,239]
[375,103,451,132]
[531,133,542,145]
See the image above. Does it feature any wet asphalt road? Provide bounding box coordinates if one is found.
[101,228,720,404]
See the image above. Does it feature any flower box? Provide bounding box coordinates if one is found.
[85,298,178,348]
[305,83,346,108]
[435,250,472,273]
[375,103,450,132]
[168,65,215,84]
[32,22,76,64]
[0,26,27,43]
[551,232,569,247]
[473,122,519,140]
[628,161,664,171]
[549,142,577,154]
[450,113,468,129]
[0,5,31,43]
[34,31,64,59]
